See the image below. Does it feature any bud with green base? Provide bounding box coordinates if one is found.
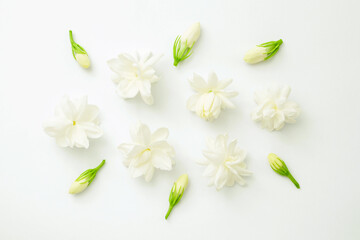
[69,160,105,194]
[244,39,283,64]
[173,22,201,67]
[69,30,90,68]
[268,153,300,189]
[165,174,188,220]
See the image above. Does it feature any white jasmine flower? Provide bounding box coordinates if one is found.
[173,22,201,66]
[69,160,105,194]
[118,122,175,182]
[69,30,90,68]
[198,134,251,191]
[43,96,103,148]
[244,39,283,64]
[252,85,300,131]
[107,52,161,105]
[187,72,238,121]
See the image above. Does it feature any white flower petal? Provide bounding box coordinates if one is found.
[43,118,71,137]
[130,122,151,145]
[117,80,139,98]
[78,105,100,123]
[130,161,152,179]
[151,141,175,156]
[217,78,233,89]
[144,166,155,182]
[140,93,154,105]
[214,165,228,190]
[151,149,173,170]
[81,123,103,138]
[59,96,77,120]
[132,150,152,167]
[73,96,88,121]
[151,128,169,142]
[118,143,134,155]
[189,73,207,92]
[70,126,89,149]
[274,112,285,130]
[207,72,219,89]
[186,94,201,112]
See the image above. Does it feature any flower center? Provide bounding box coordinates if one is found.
[141,148,151,154]
[73,121,76,126]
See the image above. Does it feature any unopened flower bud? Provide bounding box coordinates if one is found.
[244,39,283,64]
[268,153,300,189]
[75,53,90,68]
[165,174,188,220]
[69,30,91,69]
[173,22,201,67]
[69,160,105,194]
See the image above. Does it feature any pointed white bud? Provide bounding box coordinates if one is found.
[268,153,300,189]
[75,53,90,68]
[165,174,189,220]
[69,179,89,194]
[244,39,283,64]
[68,160,105,194]
[173,22,201,66]
[244,46,268,64]
[69,30,91,69]
[181,22,201,48]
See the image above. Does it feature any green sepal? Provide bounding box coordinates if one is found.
[270,158,289,176]
[257,39,283,60]
[75,160,105,186]
[69,30,88,60]
[173,35,194,67]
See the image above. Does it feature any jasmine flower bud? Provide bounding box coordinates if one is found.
[69,30,90,68]
[165,174,188,220]
[69,160,105,194]
[181,22,201,48]
[268,153,300,189]
[244,39,283,64]
[173,22,201,67]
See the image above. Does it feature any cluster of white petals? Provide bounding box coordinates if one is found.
[107,52,161,105]
[187,72,238,121]
[119,122,175,182]
[252,85,300,131]
[198,134,251,190]
[43,96,102,148]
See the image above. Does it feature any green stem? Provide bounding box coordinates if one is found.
[165,205,173,220]
[287,173,300,189]
[69,30,75,44]
[173,59,179,67]
[94,160,106,171]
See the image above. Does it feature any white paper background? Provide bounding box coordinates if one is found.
[1,0,359,239]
